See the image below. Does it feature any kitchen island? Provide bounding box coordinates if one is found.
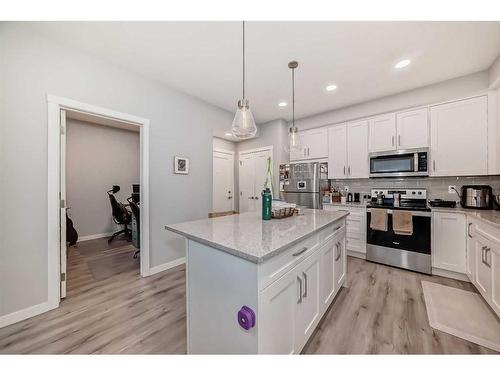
[166,209,349,354]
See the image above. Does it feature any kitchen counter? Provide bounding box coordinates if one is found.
[430,206,500,228]
[166,209,349,263]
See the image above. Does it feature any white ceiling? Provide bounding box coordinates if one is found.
[30,21,500,126]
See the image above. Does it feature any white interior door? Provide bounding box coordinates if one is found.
[239,148,273,212]
[60,109,67,299]
[212,150,234,212]
[239,154,255,212]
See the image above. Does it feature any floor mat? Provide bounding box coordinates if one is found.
[87,251,139,281]
[422,280,500,352]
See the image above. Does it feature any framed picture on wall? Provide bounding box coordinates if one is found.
[174,156,189,174]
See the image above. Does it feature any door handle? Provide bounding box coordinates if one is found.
[293,247,308,257]
[254,196,259,200]
[302,272,308,298]
[468,223,473,238]
[297,276,303,304]
[248,197,254,200]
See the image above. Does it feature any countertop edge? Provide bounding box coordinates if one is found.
[165,211,349,264]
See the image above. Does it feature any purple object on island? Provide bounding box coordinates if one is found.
[237,305,256,330]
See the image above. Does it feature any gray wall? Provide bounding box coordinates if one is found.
[213,137,236,152]
[0,23,233,317]
[294,71,490,130]
[66,120,140,238]
[236,119,289,204]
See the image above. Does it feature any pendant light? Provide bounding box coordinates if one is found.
[284,60,301,153]
[231,21,257,139]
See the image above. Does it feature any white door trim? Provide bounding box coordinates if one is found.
[238,145,273,157]
[47,94,151,311]
[213,147,234,156]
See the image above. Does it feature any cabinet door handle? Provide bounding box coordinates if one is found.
[297,276,303,304]
[348,166,351,176]
[307,148,310,157]
[433,160,436,172]
[335,242,342,261]
[398,134,401,147]
[343,166,346,176]
[482,246,487,264]
[468,223,473,238]
[293,247,308,257]
[302,272,308,298]
[391,136,394,147]
[485,248,492,267]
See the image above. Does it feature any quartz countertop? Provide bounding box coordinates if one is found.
[165,209,349,263]
[430,206,500,228]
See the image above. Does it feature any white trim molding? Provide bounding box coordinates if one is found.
[149,257,186,276]
[77,232,115,242]
[0,301,54,329]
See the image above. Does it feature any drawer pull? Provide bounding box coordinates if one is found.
[292,247,308,257]
[333,226,342,231]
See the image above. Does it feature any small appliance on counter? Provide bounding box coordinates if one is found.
[428,199,457,208]
[460,185,492,209]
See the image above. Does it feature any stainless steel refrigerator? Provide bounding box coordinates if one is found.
[279,162,329,209]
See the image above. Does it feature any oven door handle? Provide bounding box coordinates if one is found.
[366,208,431,217]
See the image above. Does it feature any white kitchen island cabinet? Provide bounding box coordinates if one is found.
[166,209,348,354]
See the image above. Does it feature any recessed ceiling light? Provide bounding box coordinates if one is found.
[325,84,337,92]
[278,102,288,107]
[225,132,232,136]
[395,59,411,69]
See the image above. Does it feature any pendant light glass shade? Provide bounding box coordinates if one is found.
[232,21,258,139]
[232,99,257,139]
[284,126,301,153]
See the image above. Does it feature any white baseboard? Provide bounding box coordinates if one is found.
[432,267,470,282]
[0,300,58,329]
[347,250,366,259]
[148,257,186,276]
[78,232,114,242]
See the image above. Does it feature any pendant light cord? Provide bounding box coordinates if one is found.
[292,66,295,128]
[242,21,245,100]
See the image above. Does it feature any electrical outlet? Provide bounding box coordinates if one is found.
[448,185,456,194]
[344,186,349,192]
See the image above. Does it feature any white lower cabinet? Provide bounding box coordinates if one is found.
[323,205,366,256]
[465,219,500,318]
[258,222,346,354]
[432,212,466,273]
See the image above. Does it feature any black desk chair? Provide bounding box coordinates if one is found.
[127,196,140,259]
[107,185,132,243]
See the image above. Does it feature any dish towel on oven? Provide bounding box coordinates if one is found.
[370,208,388,231]
[393,210,413,235]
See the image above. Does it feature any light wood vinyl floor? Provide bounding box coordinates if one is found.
[0,249,497,354]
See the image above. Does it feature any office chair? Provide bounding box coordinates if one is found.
[127,196,140,259]
[107,185,132,243]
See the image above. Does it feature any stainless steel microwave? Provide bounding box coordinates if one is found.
[369,148,429,178]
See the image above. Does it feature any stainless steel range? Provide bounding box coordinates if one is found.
[366,188,431,274]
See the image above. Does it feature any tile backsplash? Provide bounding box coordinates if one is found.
[330,176,500,201]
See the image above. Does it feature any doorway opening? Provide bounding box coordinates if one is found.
[47,95,150,306]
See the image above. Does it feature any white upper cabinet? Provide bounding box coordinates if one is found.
[430,96,488,176]
[347,119,369,178]
[396,108,429,149]
[327,124,347,179]
[291,128,328,161]
[368,113,396,152]
[328,120,368,179]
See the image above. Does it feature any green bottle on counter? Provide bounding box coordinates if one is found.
[262,188,272,220]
